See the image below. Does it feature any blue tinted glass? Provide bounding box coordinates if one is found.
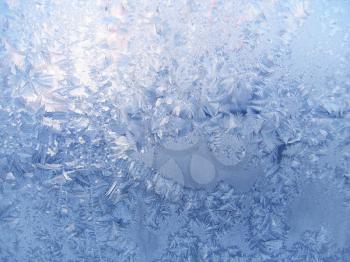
[0,0,349,261]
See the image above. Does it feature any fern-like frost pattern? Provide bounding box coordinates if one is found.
[0,0,350,261]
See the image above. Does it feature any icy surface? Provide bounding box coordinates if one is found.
[0,0,350,261]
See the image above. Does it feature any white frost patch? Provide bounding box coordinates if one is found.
[190,154,216,185]
[159,159,184,186]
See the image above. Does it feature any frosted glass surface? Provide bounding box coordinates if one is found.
[0,0,350,261]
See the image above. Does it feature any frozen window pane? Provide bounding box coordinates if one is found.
[0,0,350,261]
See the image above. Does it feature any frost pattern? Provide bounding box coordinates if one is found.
[0,0,350,261]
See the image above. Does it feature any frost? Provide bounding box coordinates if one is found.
[190,154,216,185]
[0,0,350,261]
[159,159,184,186]
[208,133,246,166]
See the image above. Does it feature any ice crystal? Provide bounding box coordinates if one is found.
[0,0,350,261]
